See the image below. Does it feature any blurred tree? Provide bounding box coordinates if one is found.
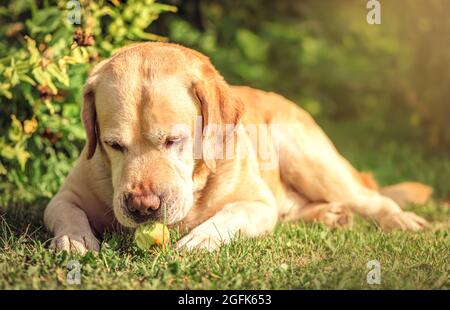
[155,0,450,145]
[386,0,450,146]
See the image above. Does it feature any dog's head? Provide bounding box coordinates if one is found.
[81,43,244,227]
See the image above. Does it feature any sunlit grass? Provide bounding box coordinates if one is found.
[0,120,449,289]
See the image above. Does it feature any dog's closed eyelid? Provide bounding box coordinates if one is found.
[164,136,184,148]
[103,139,126,152]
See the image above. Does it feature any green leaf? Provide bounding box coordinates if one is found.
[16,148,30,170]
[0,83,12,99]
[47,63,69,86]
[0,145,16,160]
[26,37,41,65]
[19,74,37,86]
[9,115,23,142]
[0,161,6,175]
[32,67,58,94]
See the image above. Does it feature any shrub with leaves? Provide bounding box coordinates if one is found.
[0,0,176,205]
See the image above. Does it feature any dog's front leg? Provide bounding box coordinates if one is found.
[175,201,278,251]
[44,194,100,255]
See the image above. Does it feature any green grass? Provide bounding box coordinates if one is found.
[1,120,449,289]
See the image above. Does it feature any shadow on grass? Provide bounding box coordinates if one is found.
[0,200,51,245]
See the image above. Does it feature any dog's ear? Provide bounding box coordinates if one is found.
[193,68,245,171]
[81,59,111,160]
[82,82,97,160]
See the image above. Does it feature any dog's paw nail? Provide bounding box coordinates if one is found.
[51,234,100,255]
[320,203,353,228]
[380,211,427,231]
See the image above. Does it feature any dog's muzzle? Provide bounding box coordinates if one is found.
[122,190,163,223]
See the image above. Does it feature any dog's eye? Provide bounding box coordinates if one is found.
[164,137,182,148]
[104,140,125,152]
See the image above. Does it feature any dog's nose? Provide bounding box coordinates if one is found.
[125,192,161,216]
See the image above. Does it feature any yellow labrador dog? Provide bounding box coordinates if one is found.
[44,42,432,254]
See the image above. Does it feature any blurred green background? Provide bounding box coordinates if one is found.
[0,0,449,205]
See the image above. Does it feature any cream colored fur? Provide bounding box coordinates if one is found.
[44,43,430,254]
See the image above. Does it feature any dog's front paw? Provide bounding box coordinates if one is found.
[379,211,427,231]
[51,233,100,255]
[318,202,353,228]
[174,223,234,251]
